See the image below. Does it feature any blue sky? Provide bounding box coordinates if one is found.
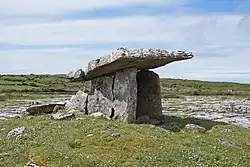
[0,0,250,83]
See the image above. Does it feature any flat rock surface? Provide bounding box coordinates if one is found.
[0,98,69,120]
[162,96,250,128]
[1,96,250,129]
[85,48,193,80]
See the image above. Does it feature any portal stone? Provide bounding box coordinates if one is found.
[136,70,162,119]
[113,68,137,122]
[87,75,114,117]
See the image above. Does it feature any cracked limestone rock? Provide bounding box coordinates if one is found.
[136,70,162,119]
[87,68,137,122]
[65,89,88,112]
[85,48,193,80]
[7,127,25,140]
[67,68,85,81]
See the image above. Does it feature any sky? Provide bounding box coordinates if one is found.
[0,0,250,83]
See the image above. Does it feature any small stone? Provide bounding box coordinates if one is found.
[6,126,25,140]
[111,133,121,137]
[76,118,85,121]
[247,142,250,146]
[51,113,75,120]
[185,124,206,133]
[90,112,105,117]
[1,128,5,131]
[218,138,238,147]
[25,161,43,167]
[221,129,232,133]
[87,134,93,137]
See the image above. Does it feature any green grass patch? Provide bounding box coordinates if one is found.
[0,114,250,166]
[0,74,88,93]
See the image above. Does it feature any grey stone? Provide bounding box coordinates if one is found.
[113,68,137,122]
[85,48,193,80]
[25,161,43,167]
[52,105,65,113]
[87,75,114,117]
[218,138,238,147]
[67,68,85,81]
[76,118,85,121]
[185,124,206,133]
[111,133,121,137]
[221,129,232,133]
[26,103,65,115]
[90,112,105,117]
[136,70,162,119]
[51,113,75,120]
[65,89,88,112]
[6,126,25,140]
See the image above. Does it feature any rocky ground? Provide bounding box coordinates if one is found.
[1,96,250,128]
[162,96,250,128]
[0,98,69,120]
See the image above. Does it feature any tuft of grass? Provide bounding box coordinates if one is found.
[0,114,250,167]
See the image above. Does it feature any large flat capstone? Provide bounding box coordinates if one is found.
[85,48,193,81]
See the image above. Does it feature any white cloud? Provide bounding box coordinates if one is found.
[0,0,188,16]
[1,14,248,47]
[0,48,110,74]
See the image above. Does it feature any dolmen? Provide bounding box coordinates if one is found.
[66,48,194,123]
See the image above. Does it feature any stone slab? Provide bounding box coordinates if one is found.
[136,70,162,119]
[85,48,193,80]
[87,75,114,117]
[113,68,137,122]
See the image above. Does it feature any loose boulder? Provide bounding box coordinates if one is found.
[6,126,25,140]
[67,68,85,81]
[26,103,65,115]
[65,89,88,112]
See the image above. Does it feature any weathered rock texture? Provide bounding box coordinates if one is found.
[85,48,193,81]
[26,103,65,115]
[67,68,85,81]
[65,89,88,112]
[113,68,137,122]
[87,75,114,117]
[66,48,193,123]
[87,68,137,122]
[136,70,162,119]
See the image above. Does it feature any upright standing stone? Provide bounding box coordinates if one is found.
[65,89,88,112]
[136,70,162,119]
[87,75,114,117]
[113,68,137,122]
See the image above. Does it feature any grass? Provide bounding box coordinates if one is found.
[1,75,250,99]
[161,78,250,98]
[1,75,250,166]
[0,74,88,94]
[0,114,250,167]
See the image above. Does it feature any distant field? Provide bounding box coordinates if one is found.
[0,74,86,93]
[1,74,250,100]
[161,78,250,99]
